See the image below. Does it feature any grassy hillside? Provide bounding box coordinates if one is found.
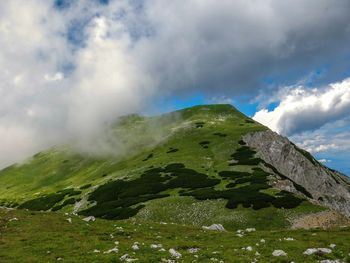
[0,105,336,230]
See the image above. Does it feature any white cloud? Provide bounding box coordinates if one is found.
[1,0,350,168]
[318,159,331,163]
[253,78,350,135]
[44,72,64,82]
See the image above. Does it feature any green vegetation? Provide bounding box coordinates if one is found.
[1,208,349,263]
[79,163,220,219]
[0,104,348,262]
[0,104,343,232]
[18,193,67,211]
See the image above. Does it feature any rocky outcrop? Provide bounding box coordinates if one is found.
[243,130,350,217]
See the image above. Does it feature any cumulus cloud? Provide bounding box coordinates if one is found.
[1,0,350,168]
[253,78,350,135]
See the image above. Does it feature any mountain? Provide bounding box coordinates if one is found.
[0,104,349,231]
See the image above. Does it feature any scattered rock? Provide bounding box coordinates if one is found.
[82,216,95,222]
[9,217,18,222]
[188,248,200,253]
[246,246,253,251]
[272,250,287,256]
[283,237,294,241]
[303,248,332,255]
[202,224,226,231]
[104,247,119,254]
[150,244,162,249]
[169,248,182,258]
[319,260,342,263]
[329,244,336,248]
[132,243,139,250]
[245,228,256,232]
[66,218,72,224]
[120,254,138,262]
[93,249,100,253]
[260,239,265,243]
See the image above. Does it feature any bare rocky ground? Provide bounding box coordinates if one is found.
[291,211,350,230]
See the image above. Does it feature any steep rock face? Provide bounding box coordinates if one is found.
[243,130,350,217]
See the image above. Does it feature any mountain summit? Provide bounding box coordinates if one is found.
[0,104,349,229]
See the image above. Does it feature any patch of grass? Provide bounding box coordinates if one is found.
[142,153,154,161]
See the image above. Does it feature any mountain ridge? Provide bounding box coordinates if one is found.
[0,104,349,230]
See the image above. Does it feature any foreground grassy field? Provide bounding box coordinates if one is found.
[1,208,349,263]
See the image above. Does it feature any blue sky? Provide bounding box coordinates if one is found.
[0,0,349,175]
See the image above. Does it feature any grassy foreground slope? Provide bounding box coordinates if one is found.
[1,208,350,263]
[0,105,341,230]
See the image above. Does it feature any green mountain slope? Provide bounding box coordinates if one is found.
[0,104,343,230]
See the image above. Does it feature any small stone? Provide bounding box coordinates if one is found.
[150,244,162,249]
[202,224,226,231]
[303,248,332,255]
[104,247,119,254]
[272,250,287,256]
[246,246,253,251]
[82,216,95,222]
[169,248,182,258]
[66,218,72,224]
[120,254,138,262]
[188,248,200,253]
[132,243,139,250]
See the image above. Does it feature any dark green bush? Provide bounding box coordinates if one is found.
[166,148,179,153]
[213,132,227,137]
[195,122,205,128]
[80,184,92,190]
[292,182,313,198]
[19,193,66,211]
